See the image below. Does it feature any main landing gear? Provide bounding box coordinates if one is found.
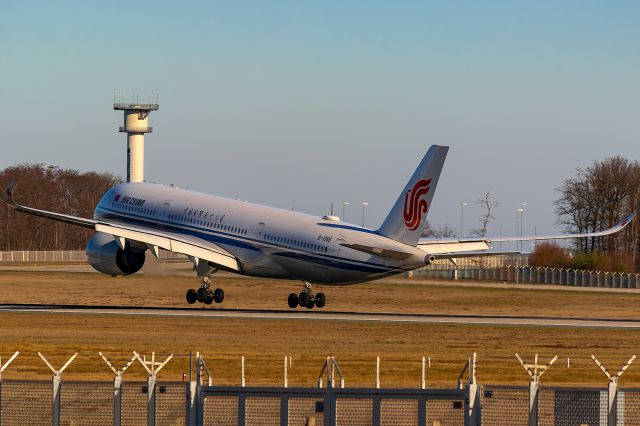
[288,282,325,309]
[186,277,224,305]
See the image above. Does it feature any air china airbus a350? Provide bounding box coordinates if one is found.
[1,145,635,309]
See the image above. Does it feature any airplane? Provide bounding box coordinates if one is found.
[1,145,635,309]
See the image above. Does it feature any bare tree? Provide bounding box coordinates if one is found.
[555,156,640,255]
[0,164,122,250]
[422,221,456,238]
[470,192,498,238]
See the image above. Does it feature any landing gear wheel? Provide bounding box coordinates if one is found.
[186,289,197,304]
[190,274,225,306]
[197,287,208,303]
[304,298,315,309]
[299,292,310,307]
[288,293,299,309]
[213,288,224,304]
[291,282,325,309]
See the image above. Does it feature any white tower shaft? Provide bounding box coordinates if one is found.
[124,110,149,183]
[114,101,158,183]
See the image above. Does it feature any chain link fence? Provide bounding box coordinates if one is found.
[2,352,640,425]
[0,380,52,425]
[4,380,640,425]
[538,388,605,426]
[0,250,187,263]
[415,264,640,289]
[480,385,529,426]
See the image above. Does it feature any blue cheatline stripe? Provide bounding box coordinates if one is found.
[317,223,379,234]
[94,205,407,273]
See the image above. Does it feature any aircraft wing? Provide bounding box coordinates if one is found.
[1,181,98,228]
[1,182,240,271]
[94,222,240,271]
[418,212,636,258]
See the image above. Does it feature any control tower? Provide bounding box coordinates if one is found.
[113,100,159,182]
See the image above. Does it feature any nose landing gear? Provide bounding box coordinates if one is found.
[186,277,224,305]
[288,282,325,309]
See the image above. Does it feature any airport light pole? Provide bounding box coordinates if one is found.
[362,202,368,228]
[517,208,524,252]
[520,203,527,251]
[460,202,468,238]
[342,202,350,222]
[6,204,9,251]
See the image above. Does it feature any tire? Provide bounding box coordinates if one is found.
[197,288,207,303]
[288,293,299,309]
[305,298,315,309]
[315,292,326,308]
[204,293,214,305]
[186,289,197,304]
[213,288,225,303]
[299,292,308,306]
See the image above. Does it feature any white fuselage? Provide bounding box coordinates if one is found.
[94,182,428,284]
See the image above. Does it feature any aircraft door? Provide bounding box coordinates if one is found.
[157,200,173,227]
[254,221,266,239]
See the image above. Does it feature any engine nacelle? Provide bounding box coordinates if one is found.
[424,254,436,265]
[86,232,146,276]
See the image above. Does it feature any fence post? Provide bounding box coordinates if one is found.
[0,352,20,426]
[421,356,430,390]
[38,352,78,426]
[99,352,136,426]
[284,355,289,388]
[516,353,557,426]
[241,356,245,387]
[464,353,480,426]
[591,354,635,426]
[133,351,174,426]
[190,353,211,426]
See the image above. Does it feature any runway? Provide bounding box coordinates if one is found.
[1,303,640,329]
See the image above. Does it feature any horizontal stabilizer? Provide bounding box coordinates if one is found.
[340,243,414,260]
[417,241,490,254]
[431,251,521,260]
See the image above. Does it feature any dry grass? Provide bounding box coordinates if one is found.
[1,264,640,387]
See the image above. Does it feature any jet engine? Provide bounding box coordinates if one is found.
[424,254,436,265]
[86,232,146,276]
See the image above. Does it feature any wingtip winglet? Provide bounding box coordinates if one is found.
[623,212,637,227]
[0,181,17,206]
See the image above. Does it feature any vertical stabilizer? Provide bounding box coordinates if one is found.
[377,145,448,246]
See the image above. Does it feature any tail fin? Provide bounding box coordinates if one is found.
[377,145,448,246]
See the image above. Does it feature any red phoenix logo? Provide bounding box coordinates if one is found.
[403,179,431,230]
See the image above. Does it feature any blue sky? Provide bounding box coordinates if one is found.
[1,1,639,241]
